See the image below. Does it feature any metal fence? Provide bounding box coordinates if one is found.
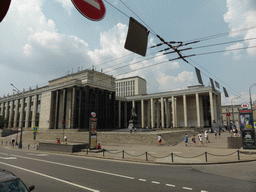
[84,148,256,163]
[1,140,38,150]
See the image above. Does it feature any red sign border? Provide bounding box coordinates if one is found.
[71,0,106,21]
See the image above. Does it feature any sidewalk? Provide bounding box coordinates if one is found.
[75,131,256,165]
[1,131,256,165]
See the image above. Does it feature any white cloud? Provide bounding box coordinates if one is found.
[156,71,194,91]
[54,0,74,14]
[0,0,198,96]
[224,42,244,59]
[224,0,256,56]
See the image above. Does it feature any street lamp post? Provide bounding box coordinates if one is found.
[10,83,24,149]
[249,83,256,113]
[249,83,256,147]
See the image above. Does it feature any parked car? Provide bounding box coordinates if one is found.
[0,169,34,191]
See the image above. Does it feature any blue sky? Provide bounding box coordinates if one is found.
[0,0,256,105]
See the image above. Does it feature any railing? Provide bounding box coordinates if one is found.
[2,141,256,163]
[84,148,255,163]
[1,141,38,150]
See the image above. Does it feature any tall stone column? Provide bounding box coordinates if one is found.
[77,88,82,129]
[209,91,215,124]
[165,99,170,128]
[213,93,217,122]
[183,95,188,128]
[19,98,25,128]
[147,100,150,128]
[196,93,201,128]
[62,88,67,128]
[172,96,175,128]
[25,96,31,128]
[8,100,14,128]
[161,97,165,128]
[151,98,155,128]
[156,100,160,128]
[71,87,76,129]
[5,101,10,125]
[141,99,145,128]
[132,100,135,109]
[14,100,19,128]
[31,95,38,128]
[0,102,4,116]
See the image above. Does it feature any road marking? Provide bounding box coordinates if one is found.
[0,161,100,192]
[0,152,9,155]
[138,179,146,182]
[11,154,134,180]
[183,187,193,190]
[0,157,17,160]
[166,184,175,187]
[151,181,160,184]
[28,153,49,156]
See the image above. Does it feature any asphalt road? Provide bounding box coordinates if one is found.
[0,147,255,192]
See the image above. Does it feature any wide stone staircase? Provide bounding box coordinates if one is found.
[0,128,196,147]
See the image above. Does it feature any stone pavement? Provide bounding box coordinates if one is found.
[75,131,256,164]
[1,130,256,165]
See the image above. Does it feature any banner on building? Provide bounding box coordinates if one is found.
[215,81,220,89]
[210,78,215,90]
[195,68,203,85]
[223,87,229,97]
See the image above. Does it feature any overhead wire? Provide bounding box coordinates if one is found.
[119,0,158,37]
[187,58,241,97]
[183,25,256,43]
[99,1,254,98]
[75,1,256,97]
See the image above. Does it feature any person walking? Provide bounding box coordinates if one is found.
[199,135,204,146]
[192,134,196,146]
[205,130,210,143]
[158,135,162,145]
[214,130,217,138]
[185,134,188,146]
[11,138,15,147]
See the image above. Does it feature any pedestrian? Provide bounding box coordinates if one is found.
[56,138,60,144]
[214,130,217,138]
[192,134,196,146]
[218,130,221,138]
[205,130,210,143]
[185,134,188,146]
[198,132,202,142]
[158,135,162,145]
[64,135,67,142]
[134,127,137,132]
[97,143,101,149]
[199,135,204,146]
[11,138,15,146]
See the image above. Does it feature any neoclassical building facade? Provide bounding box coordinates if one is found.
[0,69,221,130]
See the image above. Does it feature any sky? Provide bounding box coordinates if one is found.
[0,0,256,106]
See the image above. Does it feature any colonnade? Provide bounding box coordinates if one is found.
[0,95,39,129]
[118,91,220,128]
